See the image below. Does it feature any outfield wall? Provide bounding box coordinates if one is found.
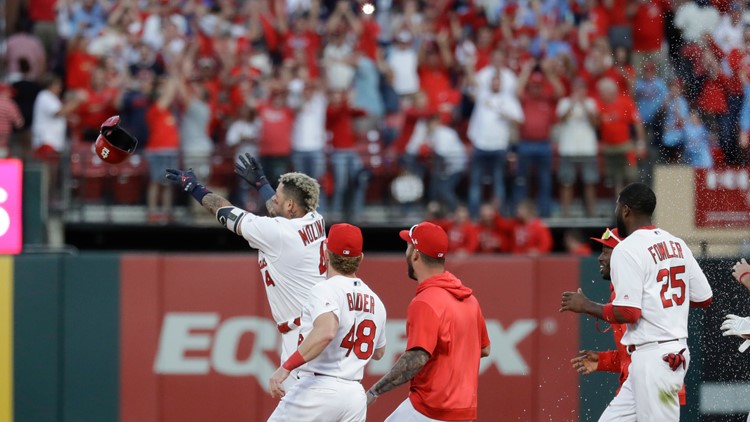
[2,253,748,421]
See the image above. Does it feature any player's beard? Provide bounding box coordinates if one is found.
[407,251,417,281]
[616,212,628,238]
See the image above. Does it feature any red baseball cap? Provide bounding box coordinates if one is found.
[590,228,622,249]
[325,223,363,257]
[399,222,449,259]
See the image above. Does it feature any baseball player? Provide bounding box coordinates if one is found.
[570,228,687,406]
[561,183,713,421]
[366,222,490,421]
[268,223,387,422]
[721,259,750,422]
[166,155,327,389]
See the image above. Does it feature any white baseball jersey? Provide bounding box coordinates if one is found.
[238,211,327,324]
[611,227,713,346]
[299,275,387,381]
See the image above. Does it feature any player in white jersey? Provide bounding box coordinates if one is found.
[268,223,387,422]
[166,155,327,388]
[561,183,712,421]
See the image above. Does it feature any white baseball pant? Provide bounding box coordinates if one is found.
[268,371,366,422]
[385,398,472,422]
[598,340,689,422]
[280,327,301,391]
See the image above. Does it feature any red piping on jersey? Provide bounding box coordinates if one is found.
[690,297,713,308]
[637,225,657,231]
[603,303,641,324]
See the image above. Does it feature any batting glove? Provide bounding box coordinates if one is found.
[662,348,686,371]
[165,168,211,203]
[721,314,750,338]
[235,153,268,189]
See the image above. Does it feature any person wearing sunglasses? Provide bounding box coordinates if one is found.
[561,183,712,421]
[365,222,490,421]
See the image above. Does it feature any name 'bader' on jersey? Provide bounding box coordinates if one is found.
[648,240,684,263]
[299,220,325,245]
[348,292,377,314]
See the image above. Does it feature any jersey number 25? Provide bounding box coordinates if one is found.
[340,320,377,360]
[657,265,686,308]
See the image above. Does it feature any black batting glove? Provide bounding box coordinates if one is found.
[662,348,686,371]
[235,153,269,189]
[165,168,211,203]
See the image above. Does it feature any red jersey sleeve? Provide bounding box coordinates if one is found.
[596,350,620,373]
[406,300,440,355]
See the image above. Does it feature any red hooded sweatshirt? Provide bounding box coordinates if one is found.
[405,272,490,420]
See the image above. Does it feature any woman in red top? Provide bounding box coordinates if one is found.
[445,205,479,256]
[510,199,553,255]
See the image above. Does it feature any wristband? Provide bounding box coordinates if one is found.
[191,184,212,204]
[259,182,275,203]
[739,272,750,284]
[602,303,616,324]
[282,350,306,371]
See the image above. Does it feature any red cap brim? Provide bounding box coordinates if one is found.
[399,230,412,243]
[590,237,618,249]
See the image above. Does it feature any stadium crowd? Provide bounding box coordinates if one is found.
[1,0,749,254]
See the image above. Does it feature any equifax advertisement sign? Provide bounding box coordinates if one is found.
[695,168,750,227]
[0,159,22,255]
[120,255,580,422]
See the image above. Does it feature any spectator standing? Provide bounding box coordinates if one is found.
[118,72,155,155]
[10,58,42,161]
[32,76,86,206]
[474,48,519,97]
[291,81,327,210]
[69,0,107,39]
[322,27,357,92]
[466,73,524,218]
[258,87,295,188]
[511,199,553,255]
[695,51,736,164]
[406,114,468,212]
[225,105,262,211]
[179,80,215,209]
[387,31,420,97]
[28,0,57,67]
[661,79,690,162]
[513,62,563,218]
[633,61,668,181]
[77,66,119,142]
[327,90,367,222]
[556,78,600,218]
[145,77,180,223]
[631,0,667,77]
[682,109,714,169]
[0,85,24,159]
[5,24,46,82]
[596,77,645,195]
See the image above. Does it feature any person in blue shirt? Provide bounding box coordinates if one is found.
[661,80,690,163]
[633,61,668,183]
[682,109,713,169]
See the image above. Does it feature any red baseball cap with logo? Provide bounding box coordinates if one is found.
[399,222,449,259]
[591,228,622,249]
[325,223,363,257]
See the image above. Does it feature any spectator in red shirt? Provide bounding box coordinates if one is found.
[513,61,563,218]
[445,205,479,256]
[511,199,553,255]
[77,66,119,142]
[596,77,646,195]
[476,202,514,254]
[631,0,666,77]
[367,222,490,421]
[564,229,594,256]
[258,86,295,188]
[28,0,57,65]
[327,90,367,222]
[145,77,180,223]
[603,0,632,50]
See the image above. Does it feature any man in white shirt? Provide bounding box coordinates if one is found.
[556,78,599,217]
[561,183,713,421]
[387,31,420,96]
[268,223,386,422]
[407,114,467,211]
[291,81,327,211]
[466,73,524,218]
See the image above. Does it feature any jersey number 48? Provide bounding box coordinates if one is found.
[340,320,377,360]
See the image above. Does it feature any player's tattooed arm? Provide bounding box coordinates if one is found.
[201,193,232,215]
[370,348,430,397]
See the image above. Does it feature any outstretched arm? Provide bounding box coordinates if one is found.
[366,348,430,405]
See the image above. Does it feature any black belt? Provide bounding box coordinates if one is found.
[627,339,680,353]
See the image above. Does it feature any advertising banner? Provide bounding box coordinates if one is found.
[695,168,750,227]
[121,255,580,421]
[0,159,22,255]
